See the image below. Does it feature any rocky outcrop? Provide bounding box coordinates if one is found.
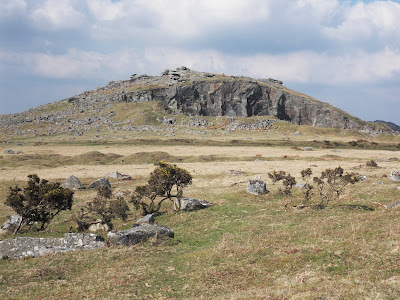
[246,180,268,195]
[174,197,213,211]
[0,233,105,259]
[62,175,85,190]
[88,178,111,189]
[107,224,174,246]
[0,68,393,136]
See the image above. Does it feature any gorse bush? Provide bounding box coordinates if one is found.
[5,174,73,233]
[131,161,192,215]
[72,186,129,231]
[269,167,359,209]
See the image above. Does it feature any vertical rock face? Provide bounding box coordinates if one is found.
[161,80,367,130]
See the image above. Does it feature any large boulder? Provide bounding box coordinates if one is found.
[389,170,400,182]
[0,233,105,259]
[246,180,268,195]
[174,197,213,211]
[107,224,174,246]
[88,178,111,189]
[62,175,85,190]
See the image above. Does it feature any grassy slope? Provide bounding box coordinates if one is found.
[1,132,400,298]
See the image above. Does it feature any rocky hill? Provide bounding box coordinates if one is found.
[374,120,400,133]
[0,67,393,137]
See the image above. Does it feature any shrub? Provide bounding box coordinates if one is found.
[312,167,359,208]
[268,167,359,209]
[131,161,192,215]
[5,174,73,233]
[72,186,129,231]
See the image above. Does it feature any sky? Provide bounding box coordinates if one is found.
[0,0,400,124]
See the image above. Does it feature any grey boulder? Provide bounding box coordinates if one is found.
[4,149,14,154]
[0,215,26,235]
[106,171,132,181]
[88,178,111,189]
[62,175,85,190]
[246,180,268,195]
[107,224,174,246]
[174,197,213,211]
[389,170,400,182]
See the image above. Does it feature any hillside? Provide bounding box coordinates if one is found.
[0,67,394,138]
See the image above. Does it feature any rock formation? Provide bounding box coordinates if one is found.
[0,67,394,136]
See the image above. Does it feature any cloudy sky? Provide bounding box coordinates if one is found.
[1,0,400,123]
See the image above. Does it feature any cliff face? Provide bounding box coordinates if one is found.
[119,77,369,130]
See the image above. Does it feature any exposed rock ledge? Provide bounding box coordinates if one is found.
[0,233,105,259]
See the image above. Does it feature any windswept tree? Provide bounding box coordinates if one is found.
[131,161,192,215]
[5,174,74,233]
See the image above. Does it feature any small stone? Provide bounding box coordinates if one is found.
[3,149,14,154]
[304,147,313,151]
[295,184,306,189]
[136,214,155,224]
[358,175,367,182]
[389,170,400,182]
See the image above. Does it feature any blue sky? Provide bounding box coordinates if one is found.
[1,0,400,124]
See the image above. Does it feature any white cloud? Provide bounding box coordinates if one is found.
[324,1,400,42]
[0,0,27,18]
[30,0,85,30]
[5,46,397,86]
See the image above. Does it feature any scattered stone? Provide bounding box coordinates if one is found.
[107,171,122,179]
[389,170,400,182]
[106,171,132,181]
[119,174,132,181]
[115,191,125,198]
[88,178,111,189]
[294,131,302,135]
[255,174,262,179]
[174,197,213,211]
[136,214,155,224]
[16,150,23,154]
[295,184,306,189]
[88,220,111,233]
[158,116,176,125]
[225,170,242,176]
[3,149,14,154]
[304,147,313,151]
[246,180,268,195]
[358,175,368,182]
[373,182,384,185]
[386,201,400,209]
[0,233,105,259]
[107,224,174,246]
[0,215,27,235]
[62,175,85,190]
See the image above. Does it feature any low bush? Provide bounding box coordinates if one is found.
[72,186,129,231]
[131,161,192,215]
[5,174,73,233]
[269,167,359,209]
